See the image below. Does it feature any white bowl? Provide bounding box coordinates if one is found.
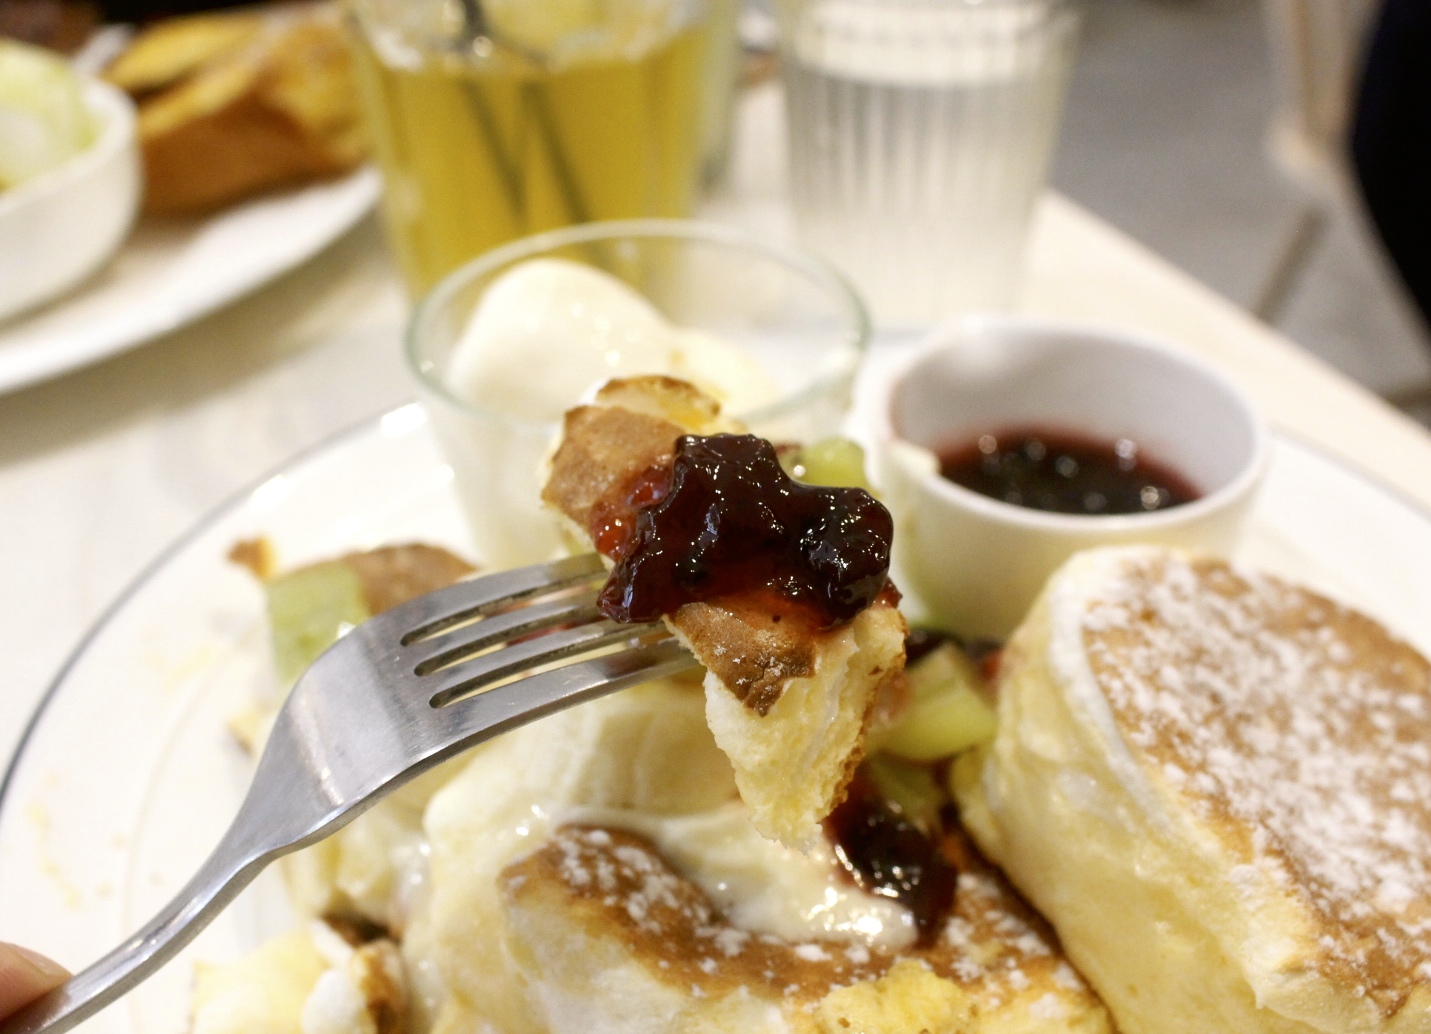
[0,77,140,322]
[872,316,1270,640]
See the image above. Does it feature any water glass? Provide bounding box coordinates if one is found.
[778,0,1079,327]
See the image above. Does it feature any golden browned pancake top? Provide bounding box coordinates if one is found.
[1079,553,1431,1011]
[501,823,1089,1007]
[541,404,684,539]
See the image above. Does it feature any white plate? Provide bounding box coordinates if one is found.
[2,403,1430,1034]
[0,168,380,395]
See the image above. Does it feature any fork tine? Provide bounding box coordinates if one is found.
[427,618,667,707]
[394,553,605,645]
[428,639,699,748]
[409,592,602,675]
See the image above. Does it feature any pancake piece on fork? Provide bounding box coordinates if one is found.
[541,375,907,847]
[956,545,1431,1034]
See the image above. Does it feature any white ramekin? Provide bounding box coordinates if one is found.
[871,316,1270,640]
[0,77,140,322]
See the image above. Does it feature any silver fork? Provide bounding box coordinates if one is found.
[2,553,697,1034]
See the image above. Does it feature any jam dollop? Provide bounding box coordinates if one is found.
[825,769,957,945]
[939,426,1200,516]
[598,434,893,628]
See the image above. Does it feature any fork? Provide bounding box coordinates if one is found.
[2,553,697,1034]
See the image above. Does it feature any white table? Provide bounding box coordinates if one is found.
[3,85,1430,768]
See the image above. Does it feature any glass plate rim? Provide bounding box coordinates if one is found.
[0,398,423,810]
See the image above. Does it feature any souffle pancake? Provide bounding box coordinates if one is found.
[496,819,1112,1034]
[417,684,1112,1034]
[957,545,1431,1034]
[542,375,907,848]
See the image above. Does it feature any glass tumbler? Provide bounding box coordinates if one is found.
[778,0,1079,327]
[407,219,870,570]
[346,0,715,296]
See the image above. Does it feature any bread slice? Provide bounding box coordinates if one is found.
[107,9,366,215]
[104,11,263,96]
[541,376,906,847]
[956,546,1431,1034]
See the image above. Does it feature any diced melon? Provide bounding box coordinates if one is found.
[879,683,997,762]
[783,436,873,491]
[877,643,997,762]
[903,642,971,698]
[265,563,370,685]
[864,754,944,832]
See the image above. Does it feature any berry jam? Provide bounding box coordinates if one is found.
[939,426,1200,516]
[597,434,893,628]
[825,769,957,945]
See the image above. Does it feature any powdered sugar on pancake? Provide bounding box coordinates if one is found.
[502,823,1097,1011]
[1073,548,1431,1007]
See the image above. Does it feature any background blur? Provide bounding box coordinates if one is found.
[9,0,1427,423]
[750,0,1431,426]
[1048,0,1431,427]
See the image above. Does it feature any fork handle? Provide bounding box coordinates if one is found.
[0,833,263,1034]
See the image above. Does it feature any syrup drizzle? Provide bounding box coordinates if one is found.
[825,769,958,946]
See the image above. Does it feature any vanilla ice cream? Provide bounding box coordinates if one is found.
[432,258,782,568]
[446,258,780,423]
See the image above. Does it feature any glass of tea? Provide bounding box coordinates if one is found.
[346,0,723,296]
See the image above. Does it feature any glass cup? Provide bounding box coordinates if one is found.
[345,0,723,296]
[407,219,871,569]
[697,0,745,186]
[777,0,1080,328]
